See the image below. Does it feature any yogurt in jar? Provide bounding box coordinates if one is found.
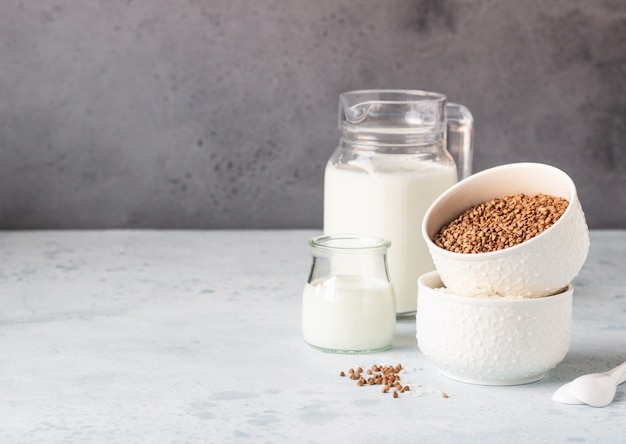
[302,275,396,352]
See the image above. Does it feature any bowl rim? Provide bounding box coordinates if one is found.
[417,271,574,306]
[421,162,579,260]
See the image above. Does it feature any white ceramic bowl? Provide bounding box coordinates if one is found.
[416,271,572,385]
[422,162,589,298]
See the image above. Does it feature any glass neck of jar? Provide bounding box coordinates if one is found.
[307,235,392,283]
[308,253,390,284]
[340,125,445,150]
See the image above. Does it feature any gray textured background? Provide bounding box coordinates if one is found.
[0,0,624,229]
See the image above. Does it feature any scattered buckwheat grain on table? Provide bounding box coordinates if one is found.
[340,364,410,398]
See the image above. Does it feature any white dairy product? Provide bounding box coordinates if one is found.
[302,275,395,352]
[324,158,457,314]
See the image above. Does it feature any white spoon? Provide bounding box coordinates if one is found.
[552,361,626,407]
[552,381,584,405]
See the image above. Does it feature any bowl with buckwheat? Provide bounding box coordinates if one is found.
[421,162,589,298]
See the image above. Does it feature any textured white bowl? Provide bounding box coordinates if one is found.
[422,162,589,298]
[416,271,572,385]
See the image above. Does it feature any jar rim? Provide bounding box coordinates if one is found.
[309,234,391,253]
[340,89,447,103]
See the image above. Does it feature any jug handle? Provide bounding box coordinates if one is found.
[446,103,474,180]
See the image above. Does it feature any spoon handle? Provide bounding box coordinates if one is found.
[606,360,626,385]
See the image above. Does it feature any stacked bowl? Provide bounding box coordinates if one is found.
[416,163,590,385]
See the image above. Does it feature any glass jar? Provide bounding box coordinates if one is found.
[302,234,396,353]
[324,90,473,316]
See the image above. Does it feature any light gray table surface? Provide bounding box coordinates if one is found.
[1,229,624,443]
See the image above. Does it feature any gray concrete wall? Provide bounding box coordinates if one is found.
[0,0,624,229]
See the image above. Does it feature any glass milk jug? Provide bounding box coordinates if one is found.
[302,234,396,353]
[323,90,473,316]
